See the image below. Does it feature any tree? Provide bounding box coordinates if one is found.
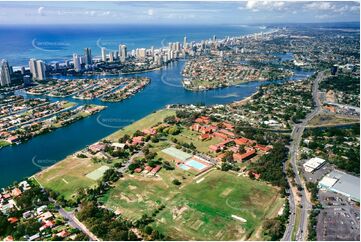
[144,226,153,235]
[262,219,284,240]
[222,151,234,163]
[172,179,181,186]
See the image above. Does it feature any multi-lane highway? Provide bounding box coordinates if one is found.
[282,71,325,241]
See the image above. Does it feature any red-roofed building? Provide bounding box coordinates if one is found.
[190,123,201,132]
[131,136,144,146]
[209,144,221,152]
[249,171,261,179]
[142,128,157,135]
[40,220,55,231]
[213,132,228,140]
[222,122,235,130]
[2,193,11,199]
[233,149,256,162]
[255,144,272,152]
[195,116,210,124]
[56,230,70,238]
[199,134,211,141]
[219,129,235,138]
[11,188,22,197]
[7,217,18,224]
[134,168,142,173]
[150,165,162,175]
[4,236,14,241]
[144,166,153,172]
[235,137,255,146]
[7,136,19,144]
[88,143,106,154]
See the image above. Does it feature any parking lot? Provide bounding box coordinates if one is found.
[300,160,334,183]
[317,190,360,241]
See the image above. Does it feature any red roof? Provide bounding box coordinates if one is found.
[195,116,210,124]
[4,236,14,241]
[11,188,22,197]
[219,129,235,137]
[209,144,220,152]
[199,134,210,140]
[88,143,106,153]
[7,217,19,224]
[222,122,234,130]
[142,128,157,135]
[151,165,161,174]
[56,230,70,238]
[233,149,256,162]
[134,168,142,173]
[255,144,272,152]
[235,137,255,145]
[145,165,153,171]
[213,132,228,140]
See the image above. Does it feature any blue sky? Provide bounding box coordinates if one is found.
[0,1,359,25]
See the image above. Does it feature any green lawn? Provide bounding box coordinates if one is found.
[34,109,176,200]
[107,109,176,141]
[35,156,102,200]
[101,169,283,240]
[0,140,10,147]
[173,128,222,155]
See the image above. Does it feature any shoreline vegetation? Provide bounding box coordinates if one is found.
[33,91,256,180]
[0,104,106,148]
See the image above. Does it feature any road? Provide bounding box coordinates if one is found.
[282,71,325,241]
[57,205,100,241]
[48,198,100,241]
[117,151,144,173]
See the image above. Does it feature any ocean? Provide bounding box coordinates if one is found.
[0,24,262,66]
[0,24,312,187]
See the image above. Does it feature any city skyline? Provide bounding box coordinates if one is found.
[0,1,359,25]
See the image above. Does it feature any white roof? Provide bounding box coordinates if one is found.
[319,176,338,188]
[304,157,326,169]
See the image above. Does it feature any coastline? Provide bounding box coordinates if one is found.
[231,91,259,106]
[31,92,256,183]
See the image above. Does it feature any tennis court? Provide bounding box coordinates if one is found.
[86,165,110,180]
[161,147,192,161]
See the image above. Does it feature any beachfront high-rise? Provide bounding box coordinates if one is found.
[101,47,107,62]
[35,60,46,81]
[84,48,92,65]
[29,58,46,81]
[73,54,81,72]
[0,59,11,86]
[119,44,127,63]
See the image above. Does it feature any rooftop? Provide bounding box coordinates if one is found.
[319,170,360,202]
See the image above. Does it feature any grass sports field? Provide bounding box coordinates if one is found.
[35,156,102,200]
[107,109,176,141]
[34,109,176,200]
[101,169,283,240]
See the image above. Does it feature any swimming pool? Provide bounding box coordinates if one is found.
[185,159,208,170]
[179,164,190,170]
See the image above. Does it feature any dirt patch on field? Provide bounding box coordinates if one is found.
[221,188,233,197]
[119,193,134,202]
[172,206,188,220]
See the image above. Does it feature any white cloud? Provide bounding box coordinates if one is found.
[244,1,286,11]
[147,8,154,16]
[305,2,334,10]
[37,6,45,16]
